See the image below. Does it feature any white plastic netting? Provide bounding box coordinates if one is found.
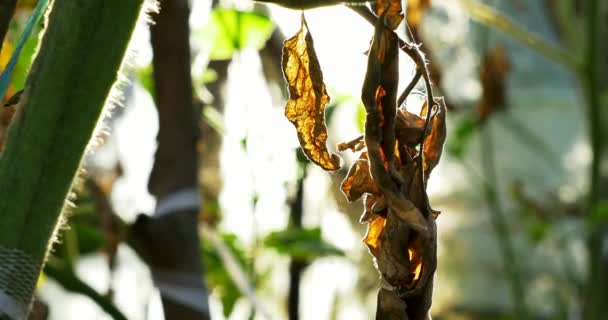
[0,246,39,320]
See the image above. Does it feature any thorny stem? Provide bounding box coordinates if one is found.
[479,123,529,319]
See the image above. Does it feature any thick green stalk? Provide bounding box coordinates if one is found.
[0,0,144,316]
[584,0,606,319]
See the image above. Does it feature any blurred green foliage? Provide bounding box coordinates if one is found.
[264,227,344,261]
[194,9,274,60]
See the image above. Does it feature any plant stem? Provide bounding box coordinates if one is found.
[44,262,127,320]
[583,0,607,319]
[0,1,143,317]
[459,0,579,72]
[479,123,529,319]
[288,164,307,320]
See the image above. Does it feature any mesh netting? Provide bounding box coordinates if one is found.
[0,246,39,319]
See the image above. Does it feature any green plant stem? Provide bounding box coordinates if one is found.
[479,123,529,319]
[0,0,144,314]
[44,262,127,320]
[583,0,606,319]
[459,0,579,72]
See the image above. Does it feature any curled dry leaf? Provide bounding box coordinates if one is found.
[282,15,341,171]
[395,108,426,148]
[341,152,380,202]
[373,0,404,30]
[423,99,446,177]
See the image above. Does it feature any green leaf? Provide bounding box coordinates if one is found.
[524,215,550,243]
[195,9,274,60]
[201,233,247,317]
[357,102,366,132]
[263,227,344,261]
[446,116,476,159]
[589,201,608,227]
[136,64,155,98]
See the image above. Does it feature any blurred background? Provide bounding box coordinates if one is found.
[1,0,605,319]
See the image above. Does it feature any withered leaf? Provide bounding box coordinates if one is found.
[282,15,341,171]
[478,45,510,121]
[361,16,400,195]
[395,108,425,148]
[341,153,380,202]
[423,99,446,177]
[373,0,404,30]
[363,214,386,257]
[360,193,387,223]
[406,0,431,28]
[337,135,365,152]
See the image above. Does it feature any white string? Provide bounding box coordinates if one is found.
[151,270,209,314]
[154,188,200,218]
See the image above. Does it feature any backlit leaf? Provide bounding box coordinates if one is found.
[422,99,446,177]
[373,0,404,30]
[363,214,386,257]
[340,152,380,202]
[195,9,274,61]
[282,15,341,171]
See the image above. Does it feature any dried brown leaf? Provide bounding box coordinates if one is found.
[361,17,400,195]
[341,153,380,202]
[283,15,341,171]
[363,214,386,257]
[395,108,425,148]
[423,99,446,177]
[360,193,387,223]
[373,0,404,30]
[478,45,510,121]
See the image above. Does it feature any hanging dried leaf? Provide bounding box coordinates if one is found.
[478,45,510,121]
[282,15,341,171]
[341,153,380,202]
[373,0,404,30]
[423,99,446,177]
